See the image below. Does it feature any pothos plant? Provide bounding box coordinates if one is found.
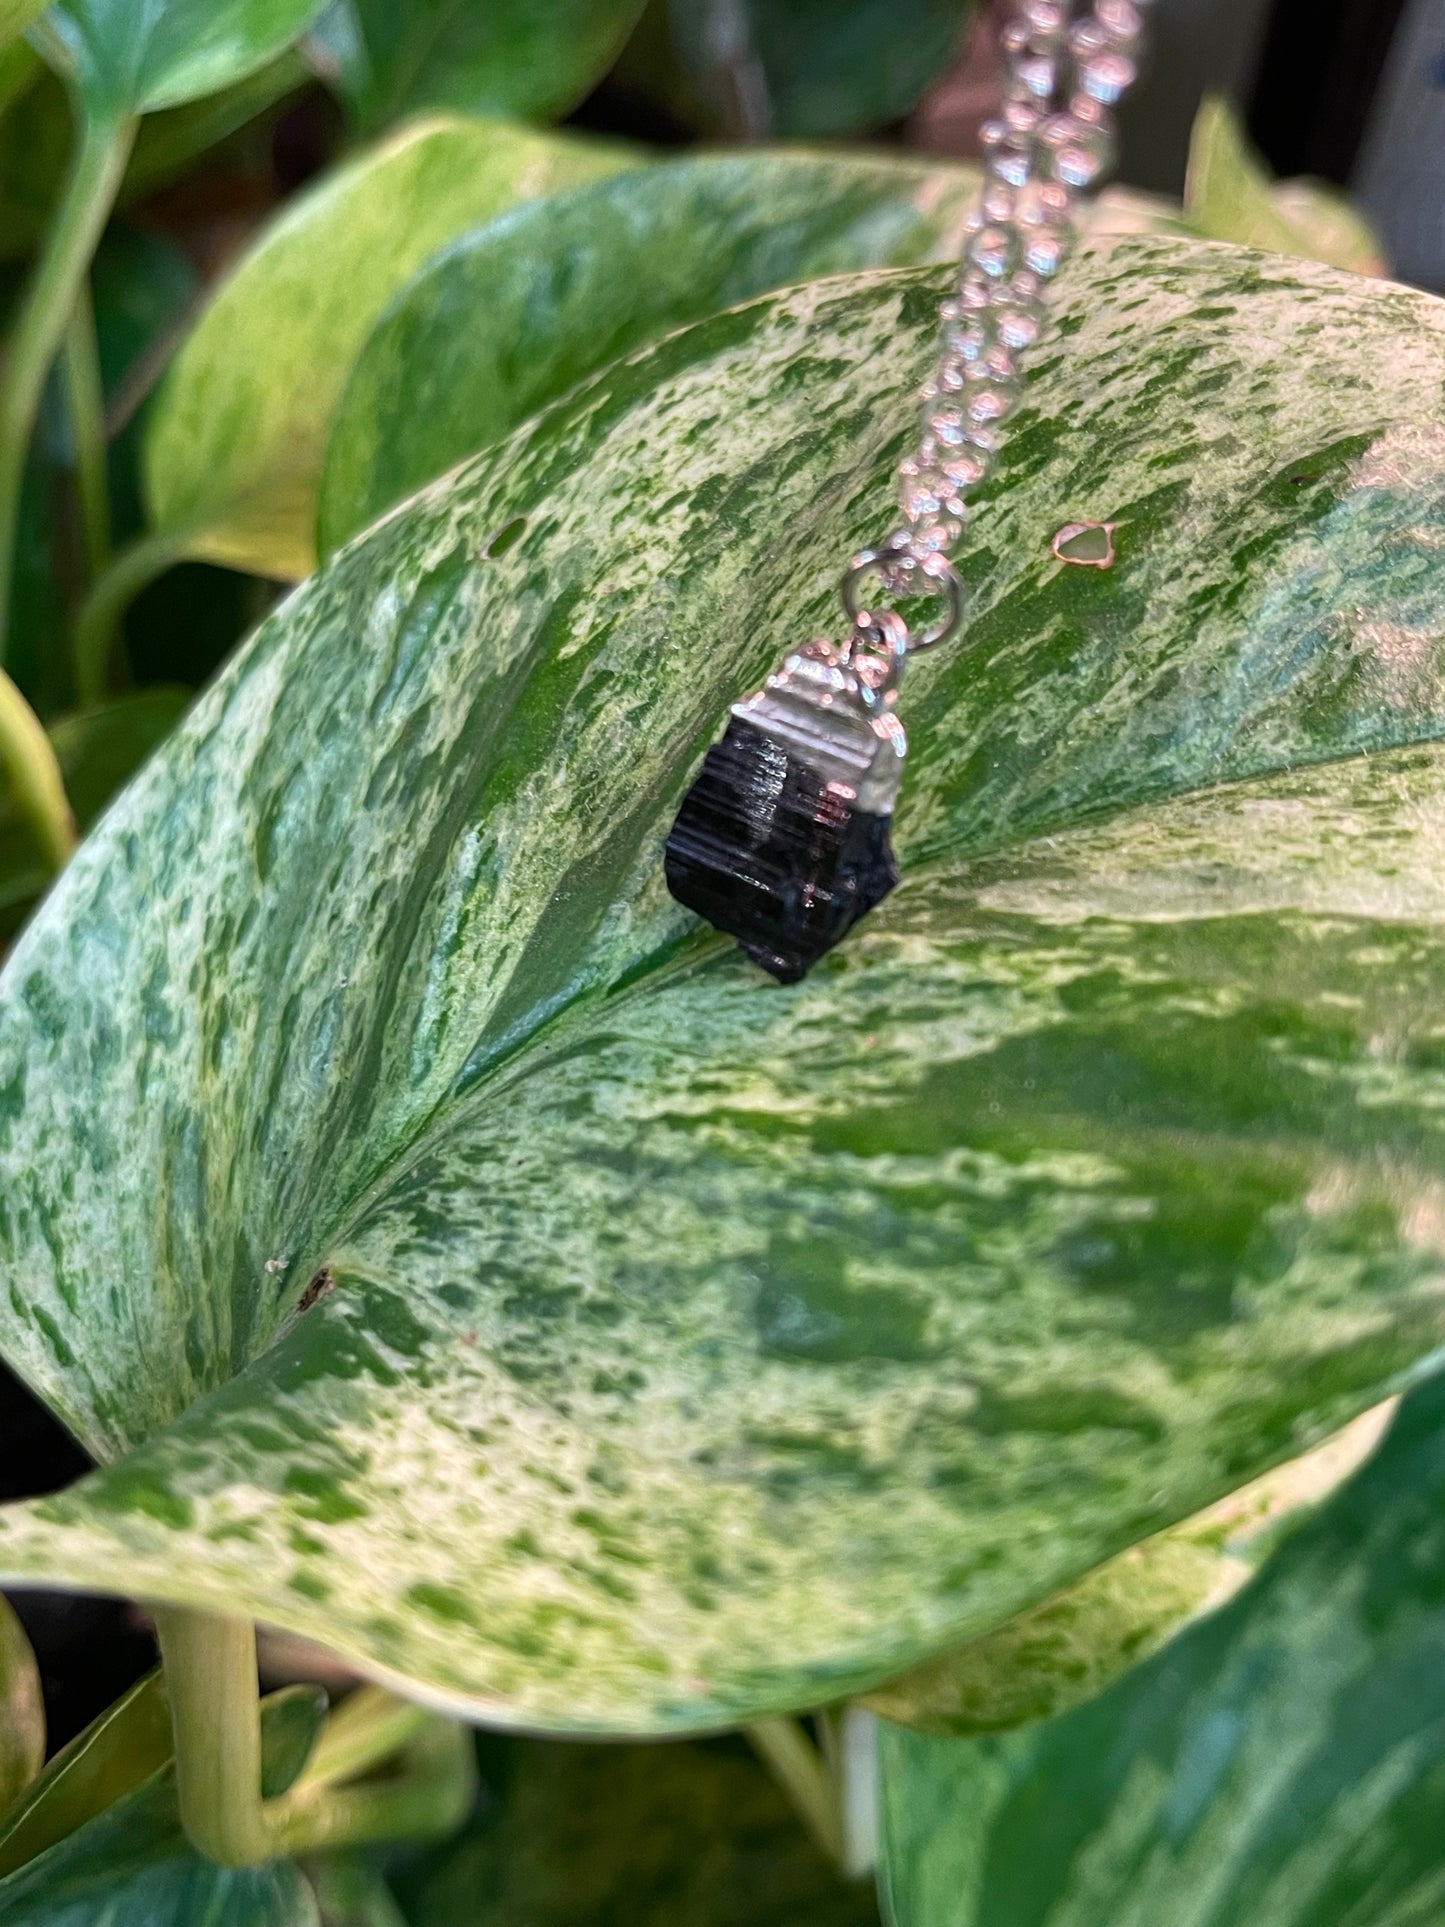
[0,1,1440,1923]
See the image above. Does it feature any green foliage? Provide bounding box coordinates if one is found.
[862,1405,1392,1735]
[0,1596,43,1815]
[0,1685,325,1924]
[314,0,649,132]
[141,115,635,580]
[321,148,983,554]
[0,1674,173,1880]
[390,1731,878,1927]
[33,0,325,116]
[1186,95,1387,277]
[0,247,1441,1740]
[670,0,972,137]
[0,0,1429,1913]
[878,1377,1445,1927]
[0,52,310,260]
[0,0,45,47]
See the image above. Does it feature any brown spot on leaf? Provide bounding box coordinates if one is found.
[297,1268,335,1315]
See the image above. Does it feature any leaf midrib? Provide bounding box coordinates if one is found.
[291,722,1445,1335]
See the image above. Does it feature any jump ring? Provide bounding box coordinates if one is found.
[840,539,964,652]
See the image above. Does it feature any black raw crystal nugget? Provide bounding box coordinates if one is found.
[664,640,906,983]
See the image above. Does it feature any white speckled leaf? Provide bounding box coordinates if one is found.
[1,245,1445,1732]
[861,1402,1394,1735]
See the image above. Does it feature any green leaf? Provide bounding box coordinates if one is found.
[0,245,1443,1732]
[48,689,192,826]
[0,691,190,935]
[0,1670,323,1881]
[390,1730,877,1927]
[141,114,636,581]
[320,148,983,555]
[0,1767,317,1926]
[0,0,45,49]
[308,1854,408,1927]
[124,47,311,203]
[1268,178,1388,280]
[0,1821,312,1927]
[861,1402,1393,1735]
[33,0,325,117]
[259,1682,328,1797]
[0,54,310,259]
[0,60,69,262]
[314,0,648,134]
[1185,95,1387,276]
[877,1375,1445,1927]
[670,0,972,137]
[0,1672,172,1880]
[0,1594,43,1813]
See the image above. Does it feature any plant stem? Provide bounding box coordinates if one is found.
[60,280,111,585]
[297,1684,431,1791]
[0,668,75,870]
[152,1607,273,1868]
[745,1718,844,1865]
[72,525,192,707]
[821,1707,879,1879]
[271,1717,475,1858]
[0,107,135,665]
[155,1607,475,1869]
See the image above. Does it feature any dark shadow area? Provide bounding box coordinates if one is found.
[0,1359,156,1753]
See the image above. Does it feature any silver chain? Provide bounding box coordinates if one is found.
[841,0,1150,652]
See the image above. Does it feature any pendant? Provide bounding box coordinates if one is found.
[664,621,907,983]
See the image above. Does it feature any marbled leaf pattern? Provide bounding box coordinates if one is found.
[319,149,985,555]
[0,244,1442,1731]
[877,1376,1445,1927]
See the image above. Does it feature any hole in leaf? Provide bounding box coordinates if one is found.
[1052,521,1117,568]
[482,515,528,560]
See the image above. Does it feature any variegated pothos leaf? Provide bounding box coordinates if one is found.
[0,243,1443,1732]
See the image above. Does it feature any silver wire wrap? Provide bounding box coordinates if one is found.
[840,0,1150,653]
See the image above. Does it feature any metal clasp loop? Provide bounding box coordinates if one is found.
[841,535,964,653]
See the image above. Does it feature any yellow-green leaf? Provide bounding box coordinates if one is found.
[141,114,635,580]
[0,1595,43,1815]
[0,0,45,51]
[1185,94,1387,276]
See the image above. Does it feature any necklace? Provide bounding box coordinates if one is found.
[664,0,1147,981]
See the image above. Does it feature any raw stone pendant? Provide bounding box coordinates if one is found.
[664,631,907,983]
